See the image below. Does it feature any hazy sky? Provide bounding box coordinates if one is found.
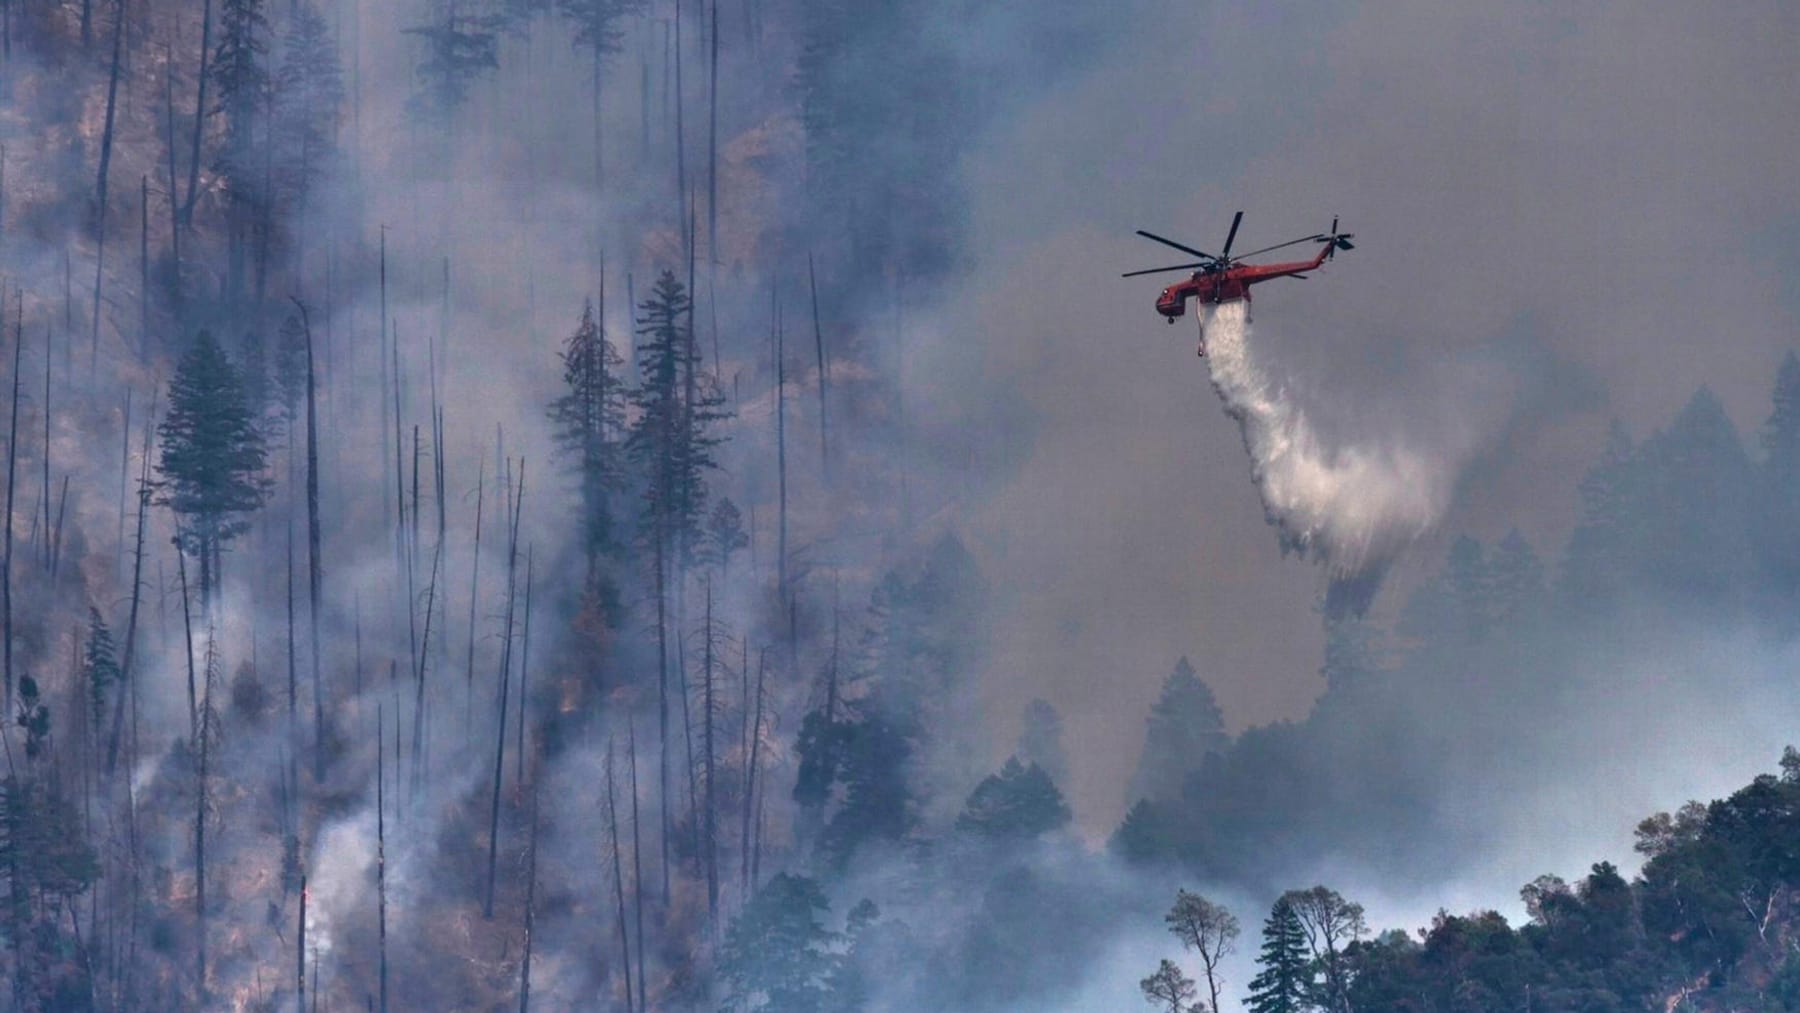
[924,0,1800,827]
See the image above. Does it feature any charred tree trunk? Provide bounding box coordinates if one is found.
[702,581,718,927]
[2,293,15,709]
[195,632,216,1008]
[91,0,125,374]
[706,0,718,265]
[484,463,524,919]
[519,756,540,1013]
[106,401,153,773]
[654,509,670,905]
[293,298,325,782]
[775,292,788,606]
[605,739,634,1012]
[742,648,765,896]
[465,459,484,733]
[628,718,646,1012]
[376,705,389,1013]
[137,175,147,358]
[178,544,198,741]
[809,253,830,484]
[295,869,306,1011]
[162,47,182,313]
[516,548,534,784]
[182,0,212,230]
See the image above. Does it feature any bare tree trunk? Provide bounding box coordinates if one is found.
[178,544,198,741]
[518,754,539,1013]
[91,0,125,375]
[106,404,153,773]
[809,253,830,484]
[465,459,484,733]
[293,298,325,782]
[182,0,213,230]
[775,291,787,604]
[702,580,718,928]
[743,648,765,895]
[674,0,687,255]
[295,869,306,1011]
[515,547,534,784]
[2,292,15,709]
[484,463,524,919]
[163,48,182,312]
[605,739,634,1012]
[195,631,216,1008]
[49,473,68,580]
[654,512,669,904]
[628,718,646,1013]
[286,517,298,805]
[410,540,441,790]
[138,175,147,357]
[376,704,388,1013]
[706,0,717,265]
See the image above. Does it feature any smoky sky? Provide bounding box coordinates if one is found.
[919,0,1800,828]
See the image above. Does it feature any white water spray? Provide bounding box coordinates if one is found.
[1202,300,1446,579]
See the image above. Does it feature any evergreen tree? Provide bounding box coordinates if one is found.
[404,7,503,119]
[274,1,344,201]
[13,676,50,761]
[627,270,727,567]
[83,608,120,729]
[1561,419,1640,604]
[1246,898,1310,1013]
[718,873,837,1013]
[1636,387,1753,601]
[1764,352,1800,482]
[212,0,269,177]
[547,299,624,597]
[954,758,1070,840]
[1486,528,1545,625]
[1760,352,1800,594]
[1129,658,1229,804]
[210,0,269,293]
[702,497,748,578]
[156,330,272,601]
[1015,698,1069,788]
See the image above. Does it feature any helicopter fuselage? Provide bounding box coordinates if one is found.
[1155,243,1332,321]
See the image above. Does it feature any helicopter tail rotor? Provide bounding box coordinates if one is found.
[1326,216,1355,259]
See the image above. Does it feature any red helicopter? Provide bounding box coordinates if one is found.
[1123,212,1354,354]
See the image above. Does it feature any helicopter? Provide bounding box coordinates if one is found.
[1123,212,1354,354]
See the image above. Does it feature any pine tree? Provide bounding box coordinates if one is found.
[210,0,269,294]
[1129,658,1229,804]
[1246,898,1310,1013]
[83,607,120,729]
[954,758,1070,840]
[718,873,836,1012]
[156,330,272,601]
[627,269,727,566]
[547,299,624,598]
[273,1,344,202]
[1760,353,1800,593]
[702,497,748,578]
[404,7,503,119]
[1015,698,1069,788]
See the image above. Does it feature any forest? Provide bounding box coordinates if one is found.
[0,0,1796,1011]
